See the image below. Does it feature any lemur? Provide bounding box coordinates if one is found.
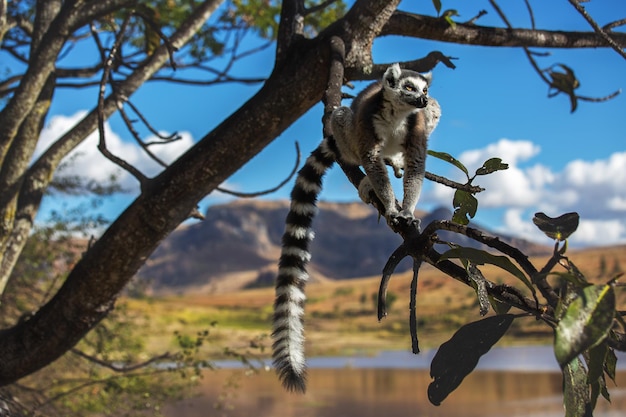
[272,63,441,393]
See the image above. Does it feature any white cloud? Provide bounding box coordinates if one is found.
[35,111,195,192]
[428,139,626,247]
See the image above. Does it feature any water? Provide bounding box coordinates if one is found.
[164,347,626,417]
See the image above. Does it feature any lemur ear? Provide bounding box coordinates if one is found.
[383,63,402,89]
[422,72,433,86]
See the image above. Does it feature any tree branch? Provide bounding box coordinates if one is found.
[381,11,626,49]
[566,0,626,60]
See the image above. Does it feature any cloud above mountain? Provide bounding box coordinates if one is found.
[429,138,626,246]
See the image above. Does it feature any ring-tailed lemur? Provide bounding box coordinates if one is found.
[272,63,441,393]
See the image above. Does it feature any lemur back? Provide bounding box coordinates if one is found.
[272,63,441,393]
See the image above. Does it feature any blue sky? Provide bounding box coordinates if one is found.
[18,0,626,247]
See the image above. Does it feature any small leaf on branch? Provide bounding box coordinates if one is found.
[562,357,592,417]
[554,283,616,367]
[533,212,580,241]
[428,314,515,405]
[428,150,469,179]
[452,190,477,225]
[439,247,535,296]
[432,0,442,15]
[587,341,609,410]
[475,157,509,176]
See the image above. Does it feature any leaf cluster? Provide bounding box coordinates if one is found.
[384,205,625,416]
[428,150,508,225]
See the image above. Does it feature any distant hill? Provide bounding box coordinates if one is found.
[136,200,550,294]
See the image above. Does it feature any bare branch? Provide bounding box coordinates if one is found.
[566,0,626,60]
[117,104,171,168]
[70,348,174,373]
[215,141,301,198]
[345,51,457,81]
[523,0,536,29]
[381,11,626,49]
[304,0,339,16]
[124,100,181,145]
[93,19,150,187]
[603,18,626,31]
[463,10,488,26]
[489,0,620,112]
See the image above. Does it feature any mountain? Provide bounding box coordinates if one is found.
[136,200,549,294]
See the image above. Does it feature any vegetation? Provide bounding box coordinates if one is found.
[0,0,625,416]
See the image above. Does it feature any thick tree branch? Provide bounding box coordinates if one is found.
[381,11,626,49]
[0,4,330,386]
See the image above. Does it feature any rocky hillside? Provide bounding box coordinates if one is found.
[136,200,549,294]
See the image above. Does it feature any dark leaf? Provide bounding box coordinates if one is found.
[439,247,535,296]
[475,157,509,176]
[563,357,593,417]
[428,314,514,405]
[555,284,616,367]
[452,190,477,225]
[587,342,608,410]
[488,295,512,315]
[533,212,580,241]
[604,344,617,383]
[428,150,469,179]
[432,0,442,15]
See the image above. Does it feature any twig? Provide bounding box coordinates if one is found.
[133,8,178,68]
[603,18,626,31]
[489,0,621,109]
[523,0,536,29]
[71,348,174,373]
[215,142,301,198]
[92,19,150,188]
[304,0,339,16]
[566,0,626,60]
[463,10,487,25]
[124,99,181,144]
[117,104,170,168]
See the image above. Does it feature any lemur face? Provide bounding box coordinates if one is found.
[383,63,431,109]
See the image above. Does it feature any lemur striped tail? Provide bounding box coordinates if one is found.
[272,136,339,393]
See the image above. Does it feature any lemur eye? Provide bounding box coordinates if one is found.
[404,84,416,92]
[422,87,428,94]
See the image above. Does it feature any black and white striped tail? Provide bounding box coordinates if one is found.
[272,137,338,393]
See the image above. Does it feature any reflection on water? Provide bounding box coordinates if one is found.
[165,349,626,417]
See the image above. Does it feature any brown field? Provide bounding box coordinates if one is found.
[125,245,626,359]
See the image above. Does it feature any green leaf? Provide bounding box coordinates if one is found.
[488,295,512,315]
[428,150,469,179]
[428,314,514,405]
[475,157,509,176]
[432,0,442,15]
[562,357,592,417]
[452,190,477,225]
[439,247,536,296]
[533,212,580,241]
[604,344,617,383]
[587,342,608,410]
[554,284,616,367]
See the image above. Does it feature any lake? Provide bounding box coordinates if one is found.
[164,346,626,417]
